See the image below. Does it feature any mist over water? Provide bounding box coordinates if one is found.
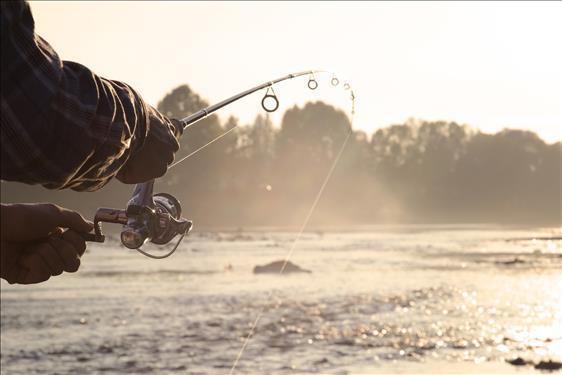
[2,226,561,374]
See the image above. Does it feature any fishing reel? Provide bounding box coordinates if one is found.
[83,181,192,258]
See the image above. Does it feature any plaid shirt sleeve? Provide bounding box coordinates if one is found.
[0,0,159,191]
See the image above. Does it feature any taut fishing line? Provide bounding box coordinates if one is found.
[217,73,355,373]
[229,112,354,374]
[168,126,238,169]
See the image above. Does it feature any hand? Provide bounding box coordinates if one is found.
[116,106,182,184]
[1,230,86,284]
[1,203,93,285]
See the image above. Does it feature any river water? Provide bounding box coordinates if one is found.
[1,226,561,374]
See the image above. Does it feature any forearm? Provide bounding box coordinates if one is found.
[31,60,152,191]
[0,0,151,191]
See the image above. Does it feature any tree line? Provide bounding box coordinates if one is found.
[2,84,560,227]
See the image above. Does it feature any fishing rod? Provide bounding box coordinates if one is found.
[81,70,355,259]
[180,70,353,129]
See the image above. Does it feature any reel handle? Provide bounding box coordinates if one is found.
[80,207,128,243]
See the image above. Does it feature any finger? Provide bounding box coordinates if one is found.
[117,162,165,183]
[155,162,168,179]
[28,204,93,236]
[116,167,133,184]
[168,132,180,152]
[170,118,184,138]
[1,242,25,284]
[11,266,29,284]
[116,163,148,184]
[4,204,60,242]
[18,253,51,284]
[61,230,87,257]
[33,242,65,276]
[164,150,174,165]
[50,206,93,233]
[5,261,26,285]
[49,236,81,273]
[155,129,179,154]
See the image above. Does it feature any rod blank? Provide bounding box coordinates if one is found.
[180,70,320,130]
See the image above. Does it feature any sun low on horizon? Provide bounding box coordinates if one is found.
[29,1,561,143]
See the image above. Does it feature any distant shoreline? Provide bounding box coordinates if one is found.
[190,223,562,234]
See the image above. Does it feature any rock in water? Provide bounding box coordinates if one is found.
[506,358,562,371]
[497,257,525,266]
[506,357,528,366]
[535,360,562,371]
[253,260,311,274]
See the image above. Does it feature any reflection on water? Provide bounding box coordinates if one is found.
[1,226,561,374]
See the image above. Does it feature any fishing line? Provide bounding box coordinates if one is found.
[168,126,238,169]
[229,90,355,374]
[134,231,186,259]
[229,125,353,375]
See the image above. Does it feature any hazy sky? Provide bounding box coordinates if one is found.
[30,1,561,142]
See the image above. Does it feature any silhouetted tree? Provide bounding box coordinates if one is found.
[3,83,559,227]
